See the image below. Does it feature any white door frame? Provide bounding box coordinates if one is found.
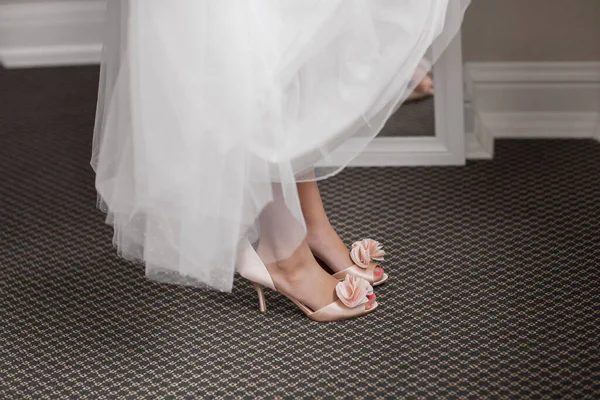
[348,32,466,167]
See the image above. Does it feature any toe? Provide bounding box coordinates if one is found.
[366,293,377,310]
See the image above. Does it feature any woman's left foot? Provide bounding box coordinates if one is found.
[296,180,388,286]
[306,222,387,286]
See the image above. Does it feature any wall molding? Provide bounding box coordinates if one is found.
[465,62,600,85]
[482,111,599,138]
[464,62,600,151]
[0,0,105,67]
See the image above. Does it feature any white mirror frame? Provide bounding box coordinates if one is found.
[342,32,466,167]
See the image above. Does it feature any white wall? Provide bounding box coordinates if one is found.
[462,0,600,62]
[4,0,600,67]
[0,0,105,67]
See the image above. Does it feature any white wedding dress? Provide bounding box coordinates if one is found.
[92,0,470,291]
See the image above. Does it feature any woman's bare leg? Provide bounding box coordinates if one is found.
[297,180,384,281]
[256,185,339,311]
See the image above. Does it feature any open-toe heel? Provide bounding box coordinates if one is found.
[237,243,377,322]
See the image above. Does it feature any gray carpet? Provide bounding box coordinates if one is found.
[1,66,599,399]
[379,96,435,137]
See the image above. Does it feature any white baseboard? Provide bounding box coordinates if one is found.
[464,102,493,159]
[0,44,102,68]
[0,1,105,68]
[483,111,599,138]
[465,62,600,85]
[464,62,600,149]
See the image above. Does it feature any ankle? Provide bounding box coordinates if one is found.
[305,221,335,248]
[267,241,313,276]
[305,225,352,268]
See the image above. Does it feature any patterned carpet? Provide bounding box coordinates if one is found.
[1,66,599,399]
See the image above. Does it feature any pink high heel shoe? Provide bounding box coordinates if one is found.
[237,244,378,322]
[318,239,389,287]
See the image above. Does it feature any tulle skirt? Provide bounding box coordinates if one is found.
[92,0,470,291]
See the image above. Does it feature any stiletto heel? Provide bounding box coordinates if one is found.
[236,242,377,322]
[252,282,267,313]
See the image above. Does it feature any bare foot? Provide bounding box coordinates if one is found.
[407,74,434,101]
[306,221,385,284]
[296,180,384,283]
